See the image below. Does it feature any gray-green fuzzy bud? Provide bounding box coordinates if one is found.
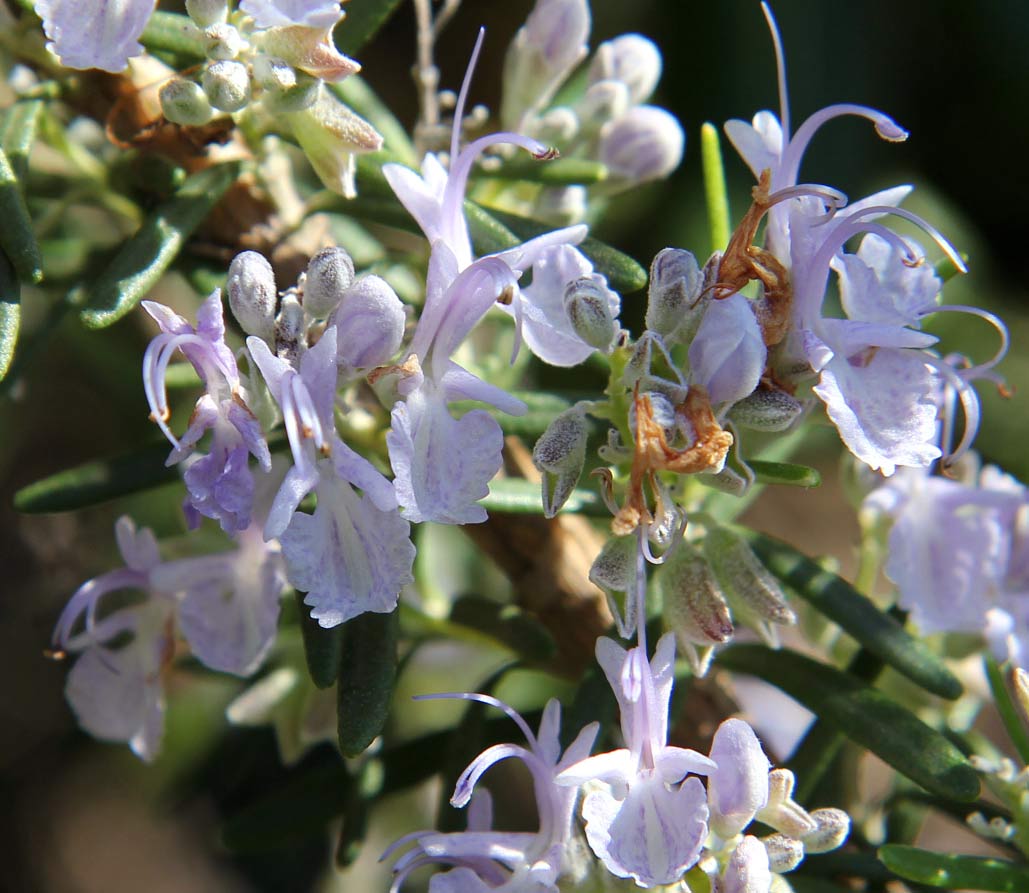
[729,388,805,432]
[564,277,616,351]
[203,60,251,112]
[800,808,850,854]
[589,535,638,638]
[186,0,227,27]
[645,247,703,339]
[704,526,796,638]
[227,251,277,341]
[659,543,734,646]
[532,406,589,518]
[303,247,355,318]
[202,23,243,60]
[275,293,306,364]
[159,78,214,126]
[761,834,804,874]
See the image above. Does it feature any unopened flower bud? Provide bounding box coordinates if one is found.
[729,388,805,432]
[330,275,405,369]
[303,247,354,318]
[253,55,297,91]
[660,544,733,656]
[533,406,589,517]
[536,107,580,145]
[589,34,662,104]
[186,0,228,27]
[801,808,850,854]
[259,24,360,82]
[159,78,214,126]
[704,527,796,637]
[275,293,306,363]
[589,535,637,637]
[689,293,766,406]
[227,251,277,340]
[707,719,771,838]
[758,769,818,839]
[202,23,243,60]
[202,60,251,112]
[577,80,630,129]
[598,106,684,184]
[501,0,590,129]
[761,833,804,873]
[564,277,616,351]
[645,248,703,338]
[535,185,587,226]
[723,836,772,893]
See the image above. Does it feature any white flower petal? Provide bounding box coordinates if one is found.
[36,0,155,72]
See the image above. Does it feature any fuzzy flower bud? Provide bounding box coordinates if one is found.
[598,106,684,183]
[535,107,580,144]
[589,34,662,104]
[186,0,228,27]
[801,808,850,854]
[302,247,354,318]
[704,527,796,641]
[660,544,733,647]
[330,275,405,369]
[227,251,277,341]
[588,535,637,637]
[723,836,773,893]
[253,55,296,91]
[202,23,243,60]
[532,406,589,517]
[202,60,251,112]
[729,388,805,432]
[274,293,306,363]
[761,834,805,873]
[645,247,703,339]
[564,277,617,350]
[689,293,766,406]
[577,80,631,130]
[159,78,214,127]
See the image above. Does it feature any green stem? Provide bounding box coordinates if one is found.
[701,122,731,255]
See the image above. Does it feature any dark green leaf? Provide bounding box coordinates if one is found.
[748,459,821,488]
[487,158,610,185]
[1,99,43,183]
[466,202,522,256]
[746,531,963,700]
[481,477,608,517]
[488,208,648,294]
[335,0,407,54]
[13,440,178,513]
[716,644,979,801]
[337,609,398,756]
[141,11,206,60]
[0,147,42,284]
[984,656,1029,764]
[0,249,20,382]
[295,590,344,689]
[79,162,241,329]
[450,596,556,662]
[879,845,1029,891]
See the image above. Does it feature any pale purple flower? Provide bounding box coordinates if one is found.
[386,694,598,892]
[142,292,271,533]
[34,0,156,72]
[556,633,715,887]
[688,292,766,408]
[721,836,772,893]
[597,105,684,185]
[706,719,771,838]
[247,327,415,627]
[240,0,342,29]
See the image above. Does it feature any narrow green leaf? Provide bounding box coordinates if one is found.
[337,608,398,756]
[746,531,963,700]
[748,459,821,488]
[13,440,178,513]
[0,148,42,284]
[481,477,608,518]
[486,158,610,185]
[80,162,241,328]
[0,249,20,382]
[466,202,522,256]
[335,0,407,54]
[701,122,731,254]
[295,590,345,689]
[717,644,979,801]
[984,656,1029,765]
[450,596,556,662]
[141,11,206,60]
[487,208,648,294]
[879,845,1029,891]
[1,99,43,183]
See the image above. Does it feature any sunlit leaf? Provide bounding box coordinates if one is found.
[0,249,19,382]
[1,98,43,183]
[0,147,42,284]
[481,477,608,517]
[748,459,821,488]
[879,845,1029,891]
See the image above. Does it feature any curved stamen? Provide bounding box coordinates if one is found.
[451,27,486,164]
[52,568,144,650]
[923,352,982,470]
[767,182,848,211]
[761,1,790,139]
[933,305,1010,379]
[279,374,308,470]
[780,104,908,189]
[414,692,539,749]
[642,509,689,566]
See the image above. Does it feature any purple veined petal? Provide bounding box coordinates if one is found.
[281,473,414,628]
[182,443,255,534]
[332,275,406,370]
[557,721,601,770]
[581,774,708,887]
[723,835,772,893]
[240,0,342,29]
[688,293,766,406]
[724,111,784,181]
[410,242,463,360]
[246,334,290,400]
[383,159,451,254]
[227,399,272,471]
[264,460,321,539]
[816,318,938,360]
[491,225,588,275]
[647,632,677,747]
[195,289,227,342]
[167,394,220,464]
[298,324,341,422]
[142,300,191,336]
[536,699,563,767]
[594,636,630,714]
[114,514,161,572]
[707,718,771,838]
[655,746,717,784]
[35,0,156,72]
[554,748,634,788]
[813,348,941,476]
[437,361,527,417]
[332,434,398,512]
[387,384,505,525]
